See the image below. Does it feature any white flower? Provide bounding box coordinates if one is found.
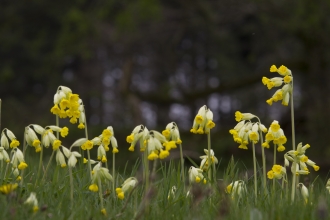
[188,166,205,184]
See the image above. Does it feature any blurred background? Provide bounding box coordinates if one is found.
[1,0,330,175]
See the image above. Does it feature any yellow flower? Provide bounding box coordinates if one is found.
[0,183,18,194]
[18,162,28,170]
[89,184,99,192]
[78,123,85,129]
[10,139,20,148]
[270,65,277,72]
[101,208,107,216]
[50,104,61,115]
[60,127,69,137]
[267,170,274,179]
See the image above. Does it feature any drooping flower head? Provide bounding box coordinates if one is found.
[267,164,286,180]
[24,192,39,212]
[225,180,246,200]
[262,120,287,152]
[89,162,113,192]
[190,105,216,134]
[200,149,218,171]
[229,112,266,150]
[115,177,138,200]
[162,122,182,144]
[263,65,293,106]
[0,128,20,149]
[50,86,85,129]
[188,166,206,184]
[126,125,149,152]
[284,143,319,176]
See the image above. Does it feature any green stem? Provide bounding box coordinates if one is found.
[273,144,276,192]
[83,108,92,181]
[2,162,9,183]
[144,150,149,196]
[113,152,115,195]
[290,82,296,151]
[69,166,74,209]
[41,150,55,183]
[179,143,185,191]
[34,146,43,187]
[259,130,267,195]
[21,130,27,187]
[207,132,212,182]
[97,175,104,211]
[291,162,297,203]
[252,142,257,203]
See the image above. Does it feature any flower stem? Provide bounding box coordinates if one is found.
[144,150,149,196]
[83,107,92,181]
[34,145,43,187]
[291,162,297,203]
[207,132,212,182]
[252,142,257,203]
[112,152,115,196]
[273,144,277,192]
[259,130,267,195]
[291,81,296,151]
[179,143,185,191]
[69,166,74,209]
[42,150,55,183]
[97,175,104,211]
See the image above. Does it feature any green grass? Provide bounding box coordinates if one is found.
[1,153,329,220]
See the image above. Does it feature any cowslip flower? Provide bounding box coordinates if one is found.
[200,149,218,171]
[89,162,113,192]
[0,183,18,194]
[284,143,319,175]
[1,129,20,149]
[115,177,138,200]
[225,180,246,199]
[229,120,265,150]
[0,147,10,163]
[11,148,28,170]
[25,126,42,152]
[188,166,206,184]
[24,192,39,212]
[167,186,177,200]
[326,178,330,193]
[162,122,182,144]
[61,146,81,167]
[126,125,149,152]
[50,86,85,128]
[190,105,216,134]
[263,65,293,106]
[56,148,67,168]
[298,183,309,204]
[267,164,286,179]
[262,120,287,152]
[41,129,62,151]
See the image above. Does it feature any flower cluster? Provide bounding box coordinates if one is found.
[188,166,206,184]
[262,120,287,152]
[115,177,138,200]
[229,112,267,150]
[126,125,149,152]
[88,162,113,192]
[225,180,246,199]
[24,192,39,213]
[162,122,182,144]
[267,164,286,180]
[200,149,218,172]
[1,128,20,149]
[50,86,86,129]
[284,143,319,176]
[262,65,293,106]
[190,105,215,134]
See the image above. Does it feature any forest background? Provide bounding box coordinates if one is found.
[1,0,329,177]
